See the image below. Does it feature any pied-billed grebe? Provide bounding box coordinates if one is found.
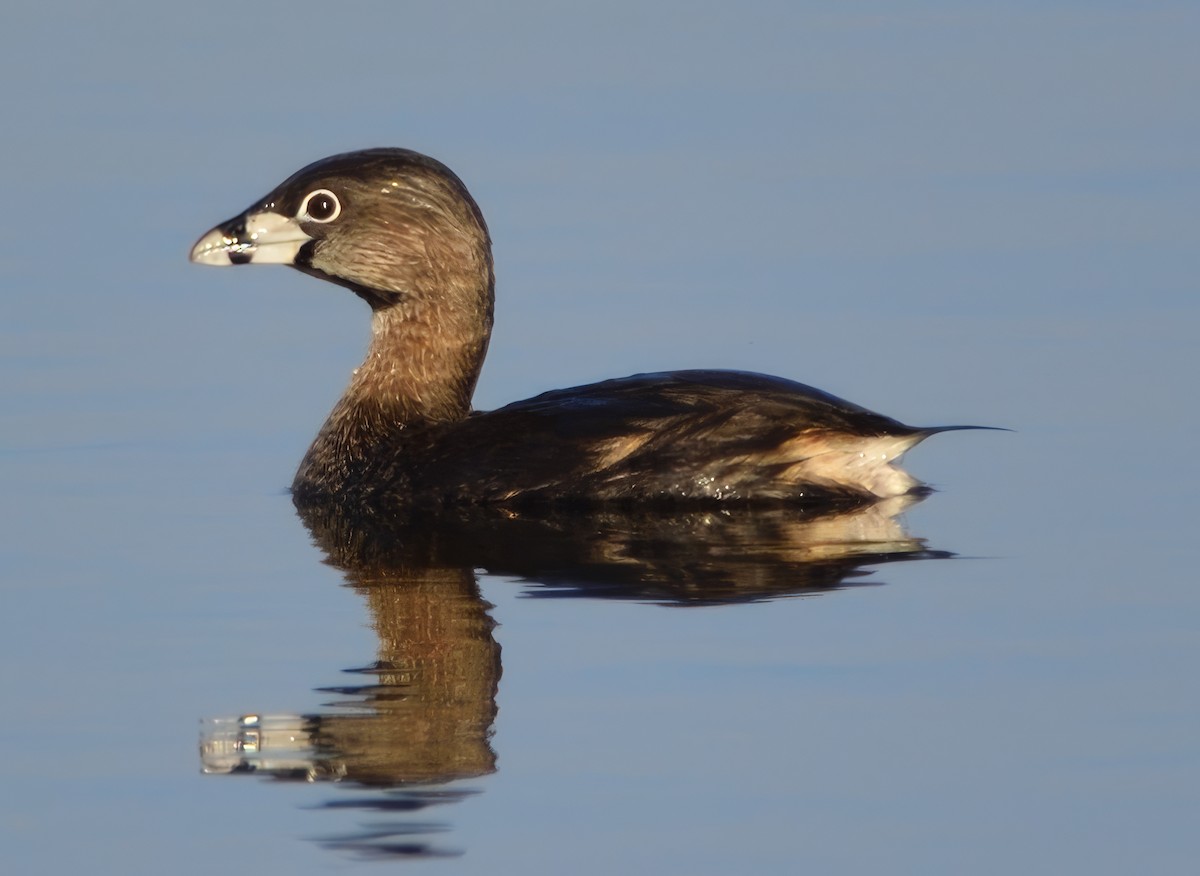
[191,148,975,510]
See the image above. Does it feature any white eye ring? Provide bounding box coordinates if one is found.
[299,189,342,223]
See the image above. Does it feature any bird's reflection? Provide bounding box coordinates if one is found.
[200,495,950,858]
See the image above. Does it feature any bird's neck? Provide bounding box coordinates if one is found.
[293,299,491,501]
[353,304,488,423]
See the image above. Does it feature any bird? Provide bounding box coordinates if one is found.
[191,148,978,512]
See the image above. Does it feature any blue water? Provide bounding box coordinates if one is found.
[2,3,1197,873]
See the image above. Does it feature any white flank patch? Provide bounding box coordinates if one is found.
[778,433,927,498]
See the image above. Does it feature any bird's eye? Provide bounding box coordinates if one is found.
[300,189,341,223]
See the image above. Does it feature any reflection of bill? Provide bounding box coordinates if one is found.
[201,714,344,779]
[200,495,952,857]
